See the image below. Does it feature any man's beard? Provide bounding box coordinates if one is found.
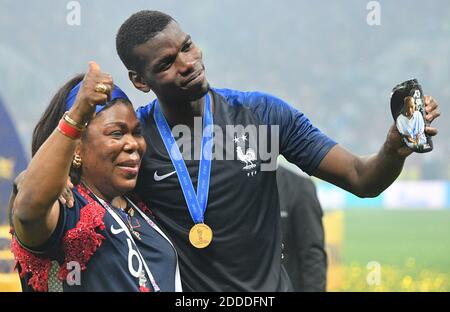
[186,81,210,102]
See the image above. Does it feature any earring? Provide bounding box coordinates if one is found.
[72,154,82,168]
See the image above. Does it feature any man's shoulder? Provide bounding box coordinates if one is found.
[212,87,265,97]
[211,88,290,120]
[135,99,157,122]
[212,87,280,107]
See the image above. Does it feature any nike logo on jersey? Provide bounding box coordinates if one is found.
[110,225,125,235]
[153,170,176,181]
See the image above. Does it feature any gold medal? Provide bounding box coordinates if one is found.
[189,223,213,248]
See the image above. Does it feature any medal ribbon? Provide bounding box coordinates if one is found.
[81,185,161,292]
[153,93,213,224]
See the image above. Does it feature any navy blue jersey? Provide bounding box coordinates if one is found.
[12,186,180,292]
[135,88,336,291]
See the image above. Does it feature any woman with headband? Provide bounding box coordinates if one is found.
[10,62,181,292]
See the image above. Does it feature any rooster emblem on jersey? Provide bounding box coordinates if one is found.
[234,134,258,176]
[236,146,256,170]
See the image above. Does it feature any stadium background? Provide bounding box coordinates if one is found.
[0,0,449,291]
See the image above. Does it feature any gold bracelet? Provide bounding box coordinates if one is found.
[63,112,87,130]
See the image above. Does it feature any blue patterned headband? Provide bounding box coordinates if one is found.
[65,81,130,113]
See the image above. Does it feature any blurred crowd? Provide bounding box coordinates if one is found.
[1,0,449,179]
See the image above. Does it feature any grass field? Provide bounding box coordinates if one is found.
[333,209,450,291]
[2,210,449,292]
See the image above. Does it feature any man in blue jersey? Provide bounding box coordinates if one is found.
[115,10,440,291]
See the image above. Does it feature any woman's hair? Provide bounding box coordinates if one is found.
[31,74,84,184]
[31,74,133,185]
[32,74,85,156]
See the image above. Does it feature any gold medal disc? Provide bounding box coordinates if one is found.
[189,223,213,248]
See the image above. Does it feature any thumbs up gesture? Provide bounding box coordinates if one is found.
[70,61,114,123]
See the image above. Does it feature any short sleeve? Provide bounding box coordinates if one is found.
[11,193,84,257]
[243,92,337,174]
[11,202,66,257]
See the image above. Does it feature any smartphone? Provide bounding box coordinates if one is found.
[390,79,433,153]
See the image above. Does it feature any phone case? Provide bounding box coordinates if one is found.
[390,79,433,153]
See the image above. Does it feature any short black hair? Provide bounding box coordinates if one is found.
[116,10,175,72]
